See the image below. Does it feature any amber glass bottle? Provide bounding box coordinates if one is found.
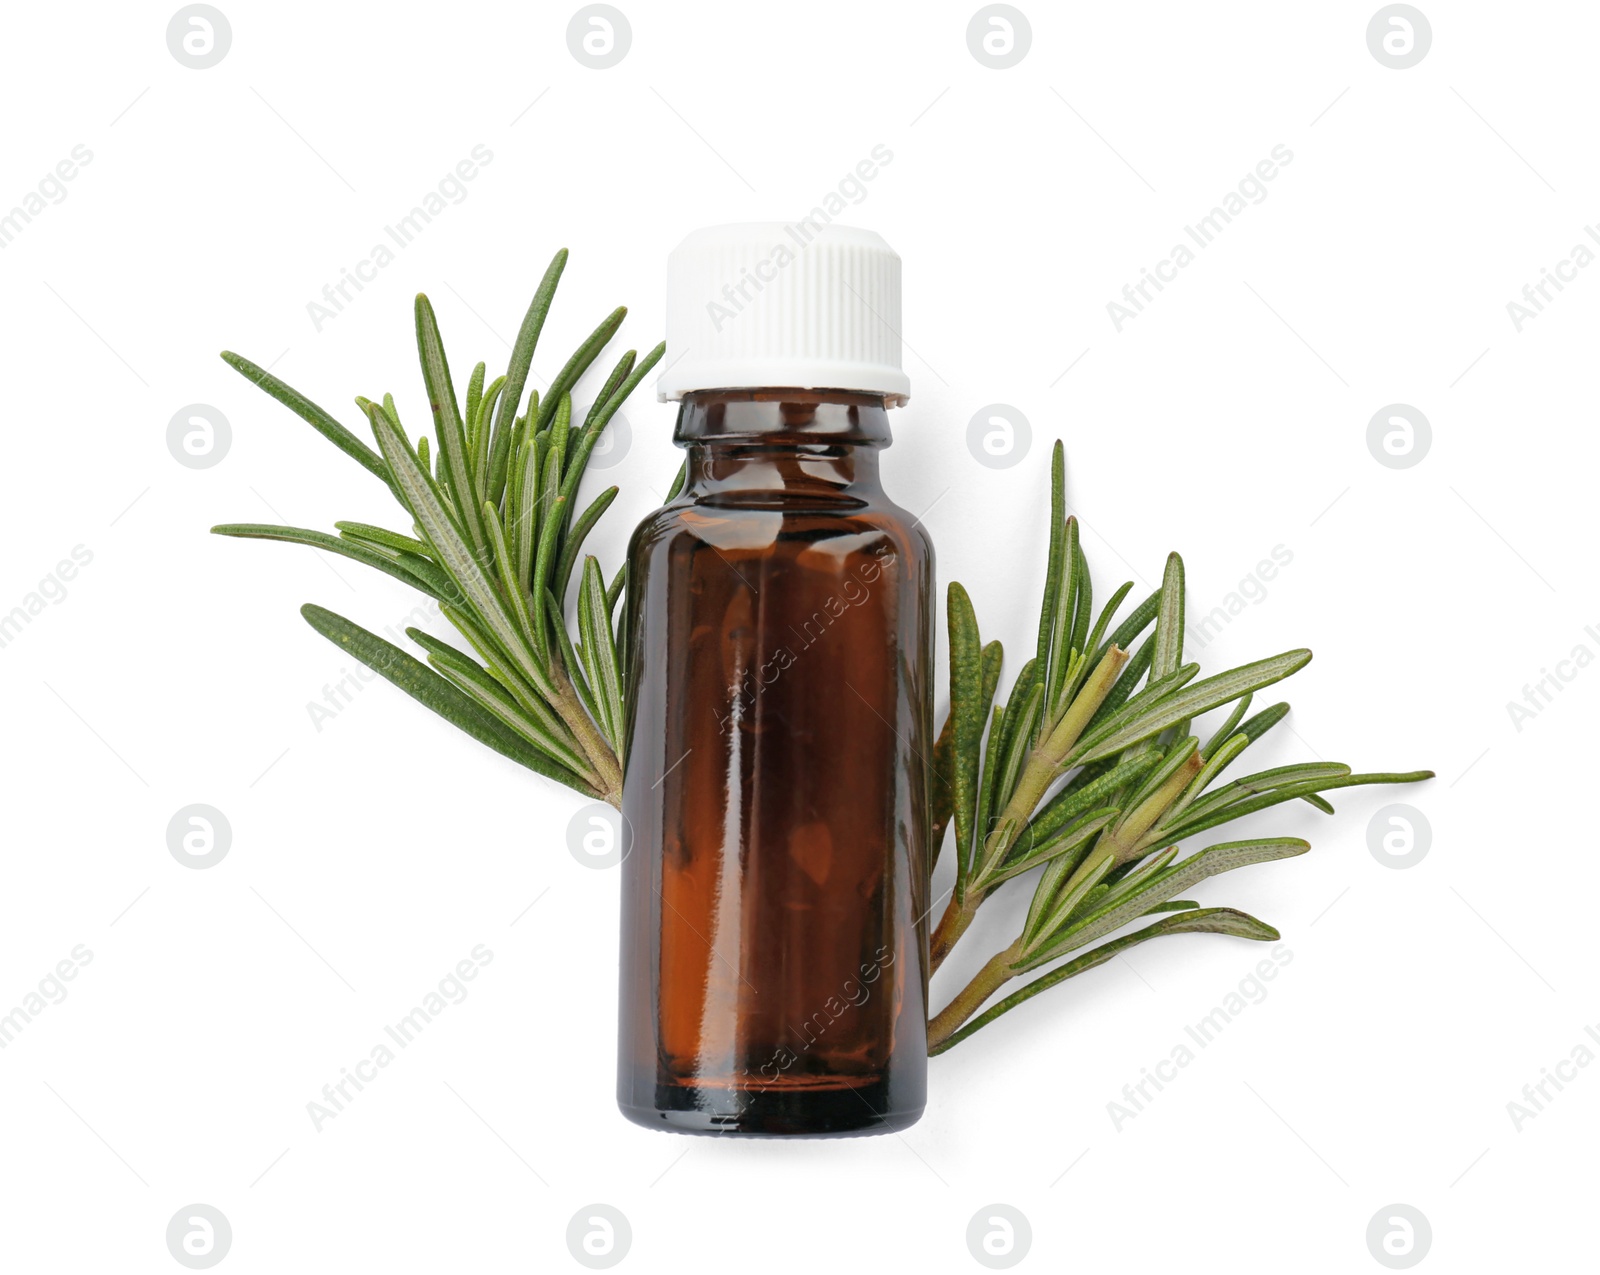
[617,225,932,1135]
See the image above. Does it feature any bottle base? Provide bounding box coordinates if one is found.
[619,1076,923,1138]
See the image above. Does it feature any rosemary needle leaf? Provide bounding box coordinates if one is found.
[1152,551,1186,681]
[335,521,429,558]
[583,348,638,433]
[369,401,553,698]
[946,583,986,894]
[529,444,568,661]
[550,393,572,472]
[536,306,627,430]
[971,703,1004,886]
[1070,579,1134,701]
[1238,701,1291,742]
[606,563,627,615]
[438,602,555,726]
[1082,661,1200,748]
[543,587,602,727]
[1162,731,1253,828]
[222,352,391,486]
[495,248,568,445]
[991,659,1039,801]
[1021,837,1309,969]
[931,908,1279,1054]
[211,523,445,602]
[579,556,625,748]
[427,656,591,784]
[483,502,537,649]
[1023,843,1118,952]
[464,360,486,457]
[1025,750,1164,847]
[1045,518,1079,715]
[1100,586,1160,661]
[392,553,470,611]
[1164,771,1433,842]
[986,809,1117,887]
[1121,735,1200,814]
[1184,762,1352,820]
[588,341,666,438]
[553,487,620,608]
[300,603,596,795]
[414,294,490,563]
[481,374,512,505]
[1200,692,1253,758]
[984,673,1042,866]
[1067,535,1092,675]
[1033,442,1066,686]
[406,626,592,779]
[1076,650,1313,764]
[514,434,546,589]
[977,642,1004,725]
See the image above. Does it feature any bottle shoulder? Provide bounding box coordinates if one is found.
[628,493,933,571]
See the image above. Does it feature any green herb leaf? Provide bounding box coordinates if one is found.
[1200,692,1253,758]
[1164,771,1433,842]
[536,306,627,430]
[494,247,567,444]
[583,348,638,433]
[578,556,625,749]
[1045,517,1080,716]
[543,587,602,728]
[985,809,1118,887]
[1024,749,1163,848]
[211,523,445,602]
[406,626,593,779]
[335,521,430,559]
[221,352,391,486]
[1020,836,1309,969]
[1075,650,1313,763]
[1033,442,1066,693]
[1153,552,1185,681]
[554,487,619,608]
[414,294,490,564]
[367,400,553,699]
[947,582,986,895]
[300,604,595,794]
[931,908,1279,1054]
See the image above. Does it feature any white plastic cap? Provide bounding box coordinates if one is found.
[656,222,910,404]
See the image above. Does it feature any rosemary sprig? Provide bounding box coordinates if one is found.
[213,250,670,808]
[928,441,1433,1052]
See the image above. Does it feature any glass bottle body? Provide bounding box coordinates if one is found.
[617,390,933,1136]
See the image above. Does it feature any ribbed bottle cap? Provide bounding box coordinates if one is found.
[656,222,910,404]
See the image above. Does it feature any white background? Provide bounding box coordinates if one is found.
[2,1,1594,1270]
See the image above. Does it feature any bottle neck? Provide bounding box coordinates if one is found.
[673,389,893,503]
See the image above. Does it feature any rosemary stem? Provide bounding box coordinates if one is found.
[973,645,1129,873]
[551,666,623,805]
[930,891,981,972]
[1100,751,1204,863]
[928,939,1022,1049]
